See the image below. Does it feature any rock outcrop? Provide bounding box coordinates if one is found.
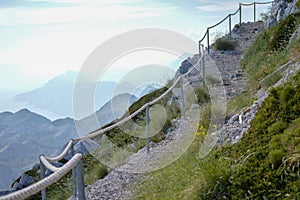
[265,0,299,28]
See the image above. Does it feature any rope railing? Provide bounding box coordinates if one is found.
[1,1,276,200]
[240,1,273,6]
[43,140,74,162]
[40,156,61,173]
[199,1,273,53]
[75,46,205,143]
[0,154,83,200]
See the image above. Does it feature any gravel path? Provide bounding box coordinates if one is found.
[210,22,264,100]
[85,112,199,200]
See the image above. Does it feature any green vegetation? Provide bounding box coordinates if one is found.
[133,69,300,200]
[25,154,107,200]
[230,11,300,112]
[213,37,237,51]
[128,87,168,114]
[208,72,300,199]
[268,13,300,51]
[296,0,300,8]
[130,11,300,199]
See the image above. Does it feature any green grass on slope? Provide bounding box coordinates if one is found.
[24,78,209,199]
[210,72,300,199]
[131,13,300,200]
[25,154,107,200]
[132,71,300,200]
[241,12,300,86]
[228,12,300,114]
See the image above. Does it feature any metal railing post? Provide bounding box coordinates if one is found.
[146,104,150,154]
[39,156,46,200]
[207,29,210,54]
[71,141,77,198]
[229,14,232,38]
[239,3,242,27]
[180,76,185,118]
[76,156,85,200]
[201,44,205,88]
[198,41,201,56]
[254,2,256,22]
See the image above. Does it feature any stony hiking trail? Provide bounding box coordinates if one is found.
[80,21,299,200]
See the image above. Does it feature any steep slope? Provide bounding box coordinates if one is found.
[129,2,300,198]
[81,21,267,200]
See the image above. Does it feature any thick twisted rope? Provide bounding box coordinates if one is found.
[0,153,83,200]
[43,140,74,162]
[74,50,203,142]
[199,1,273,43]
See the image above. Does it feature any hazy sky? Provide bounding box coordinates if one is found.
[0,0,271,93]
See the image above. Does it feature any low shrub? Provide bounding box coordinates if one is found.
[268,13,300,51]
[296,0,300,8]
[213,37,237,51]
[269,149,285,168]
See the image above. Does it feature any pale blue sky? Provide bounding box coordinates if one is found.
[0,0,271,93]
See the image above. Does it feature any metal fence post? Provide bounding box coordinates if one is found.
[229,14,232,38]
[71,141,77,198]
[202,44,205,88]
[146,104,150,154]
[198,41,201,56]
[180,76,185,118]
[39,156,46,200]
[76,156,85,200]
[239,3,242,27]
[254,2,256,22]
[207,29,210,54]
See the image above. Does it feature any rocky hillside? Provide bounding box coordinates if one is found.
[265,0,299,28]
[83,1,300,199]
[82,20,266,200]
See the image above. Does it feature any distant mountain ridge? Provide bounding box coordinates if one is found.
[15,71,162,119]
[0,109,77,190]
[15,71,119,118]
[0,92,138,190]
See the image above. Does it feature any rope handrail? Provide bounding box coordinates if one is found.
[199,7,239,43]
[75,51,204,143]
[241,1,273,6]
[254,1,273,4]
[40,155,60,172]
[199,31,208,44]
[149,75,181,105]
[0,153,83,200]
[240,2,257,6]
[230,7,241,16]
[198,1,273,44]
[43,140,73,162]
[208,14,231,30]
